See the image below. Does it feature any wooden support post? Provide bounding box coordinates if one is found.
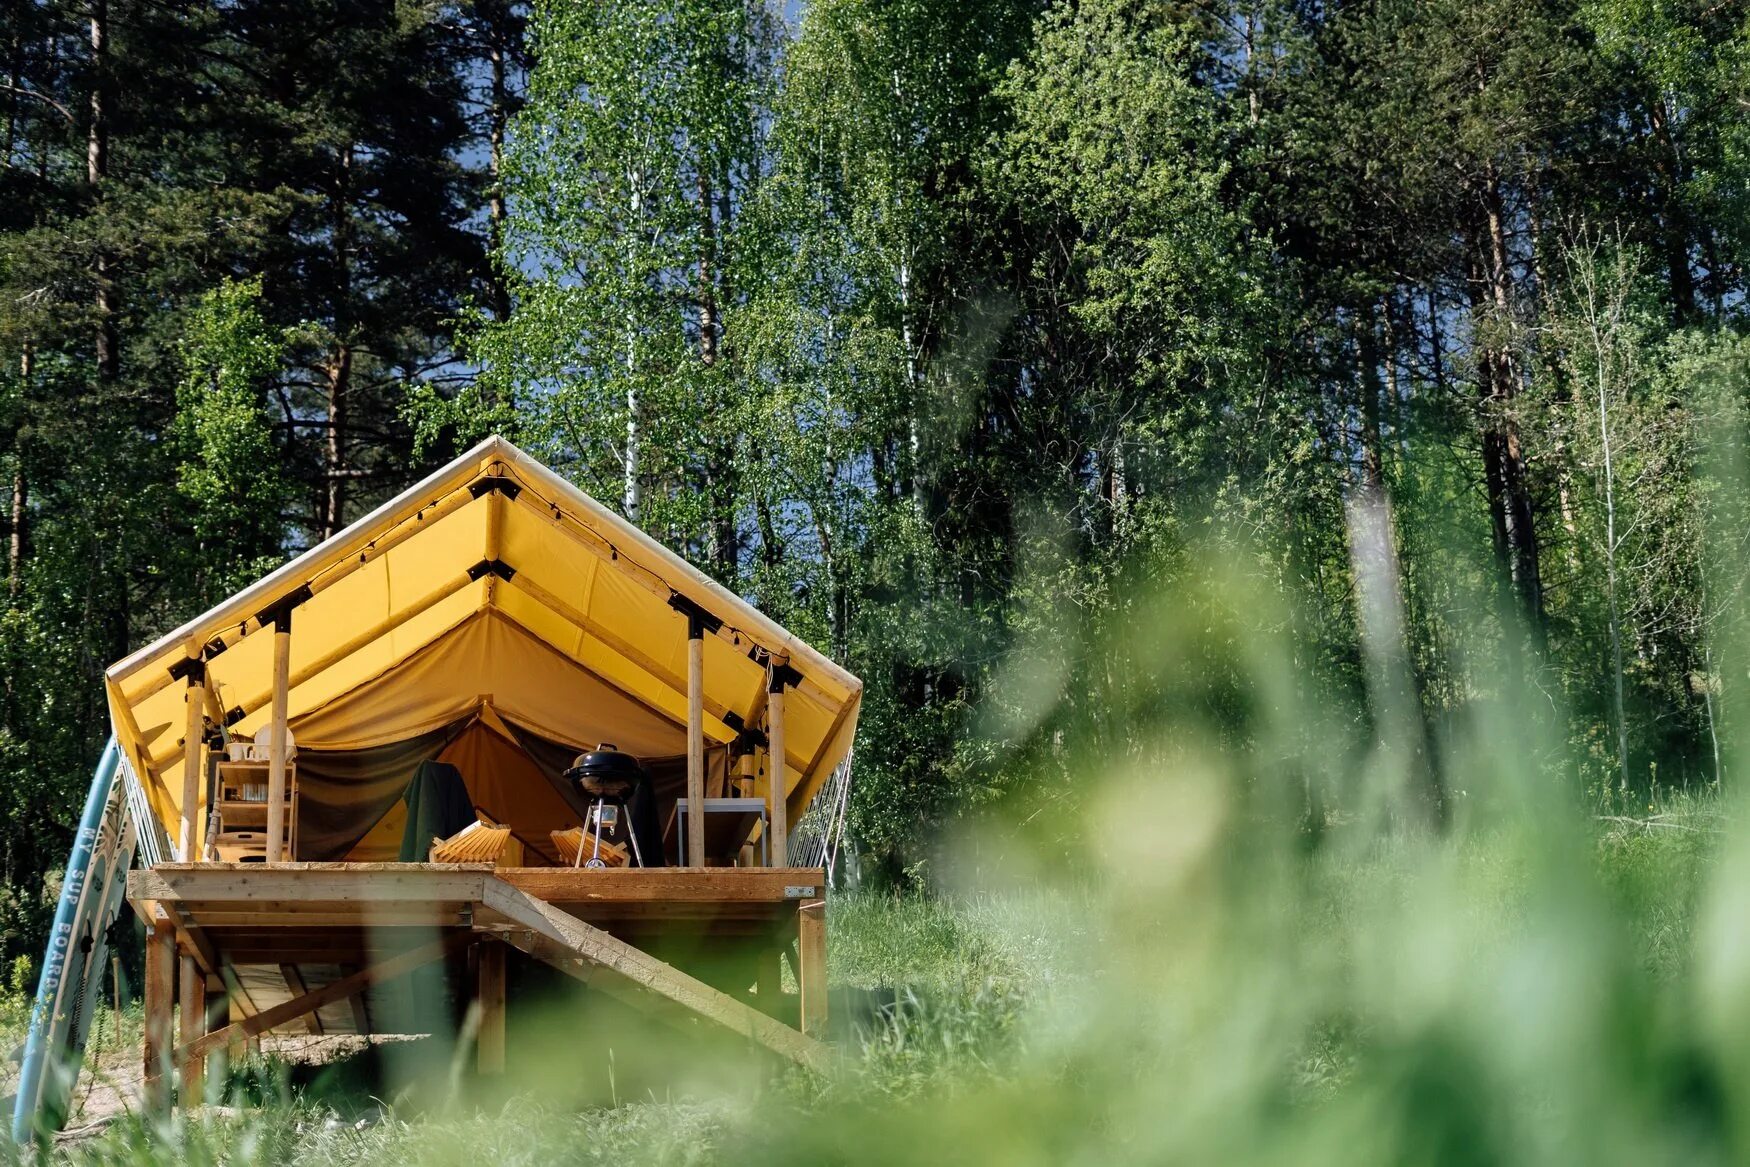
[177,934,469,1067]
[755,942,782,1021]
[178,953,206,1108]
[266,607,292,863]
[798,900,827,1038]
[143,924,175,1115]
[177,656,205,862]
[766,659,790,866]
[348,986,371,1035]
[280,965,322,1034]
[483,878,829,1071]
[204,975,233,1099]
[477,939,506,1074]
[686,620,706,867]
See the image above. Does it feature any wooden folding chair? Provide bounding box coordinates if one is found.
[550,826,629,868]
[430,815,522,864]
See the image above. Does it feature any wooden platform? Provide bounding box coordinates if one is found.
[127,863,830,1110]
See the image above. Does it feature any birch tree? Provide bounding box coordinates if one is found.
[468,0,778,572]
[1547,237,1698,797]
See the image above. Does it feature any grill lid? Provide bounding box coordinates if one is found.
[564,743,646,796]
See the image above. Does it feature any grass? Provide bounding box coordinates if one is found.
[12,551,1750,1162]
[5,804,1725,1166]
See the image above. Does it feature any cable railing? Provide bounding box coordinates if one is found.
[785,749,853,887]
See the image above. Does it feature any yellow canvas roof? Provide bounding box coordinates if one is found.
[106,436,862,842]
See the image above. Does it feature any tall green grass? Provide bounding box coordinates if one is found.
[34,541,1750,1165]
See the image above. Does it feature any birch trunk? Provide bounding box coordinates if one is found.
[322,143,355,539]
[623,166,643,523]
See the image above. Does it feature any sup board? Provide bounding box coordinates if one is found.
[10,738,138,1142]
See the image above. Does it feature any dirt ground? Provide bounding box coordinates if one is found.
[49,1032,416,1145]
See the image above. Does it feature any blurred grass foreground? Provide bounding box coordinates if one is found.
[28,529,1750,1167]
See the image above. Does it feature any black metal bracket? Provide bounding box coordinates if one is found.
[667,593,723,639]
[224,706,247,727]
[467,558,516,582]
[730,726,769,757]
[167,656,206,684]
[469,476,522,500]
[255,584,312,633]
[769,662,803,693]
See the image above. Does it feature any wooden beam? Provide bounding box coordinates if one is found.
[476,940,505,1074]
[179,664,204,862]
[482,489,503,610]
[687,628,706,866]
[217,949,371,965]
[347,980,370,1034]
[220,966,258,1018]
[115,472,484,694]
[265,617,290,864]
[755,944,782,1021]
[177,934,469,1065]
[202,679,228,744]
[798,900,826,1038]
[132,863,493,904]
[766,662,789,866]
[501,570,740,732]
[279,965,322,1034]
[501,562,838,765]
[220,570,477,729]
[134,863,823,907]
[170,904,219,976]
[489,608,694,737]
[510,484,860,704]
[178,953,207,1108]
[795,694,856,822]
[143,924,175,1115]
[106,681,165,799]
[166,904,474,929]
[480,877,828,1071]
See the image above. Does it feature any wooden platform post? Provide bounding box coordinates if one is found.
[686,614,706,867]
[177,953,206,1108]
[175,935,469,1068]
[798,900,827,1038]
[755,942,782,1021]
[265,606,292,863]
[766,659,790,866]
[177,657,205,862]
[143,923,175,1115]
[477,939,506,1075]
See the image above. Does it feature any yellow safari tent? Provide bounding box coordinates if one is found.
[104,435,862,869]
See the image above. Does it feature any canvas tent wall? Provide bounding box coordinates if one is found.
[104,436,861,861]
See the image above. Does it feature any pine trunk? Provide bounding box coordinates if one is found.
[485,1,510,322]
[89,0,116,381]
[1470,167,1543,624]
[1648,97,1696,324]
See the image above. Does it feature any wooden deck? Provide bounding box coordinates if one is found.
[127,863,830,1110]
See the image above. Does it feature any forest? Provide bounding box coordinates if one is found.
[1,0,1748,972]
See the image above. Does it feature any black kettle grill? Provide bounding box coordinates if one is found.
[563,745,663,867]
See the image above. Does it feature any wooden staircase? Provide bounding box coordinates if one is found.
[478,875,829,1071]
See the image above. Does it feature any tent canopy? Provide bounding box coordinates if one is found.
[106,437,861,855]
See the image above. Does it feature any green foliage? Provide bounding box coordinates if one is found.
[35,646,1750,1164]
[0,0,509,968]
[461,0,779,556]
[174,278,291,603]
[2,4,1750,1139]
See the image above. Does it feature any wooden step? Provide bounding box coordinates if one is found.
[479,875,830,1072]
